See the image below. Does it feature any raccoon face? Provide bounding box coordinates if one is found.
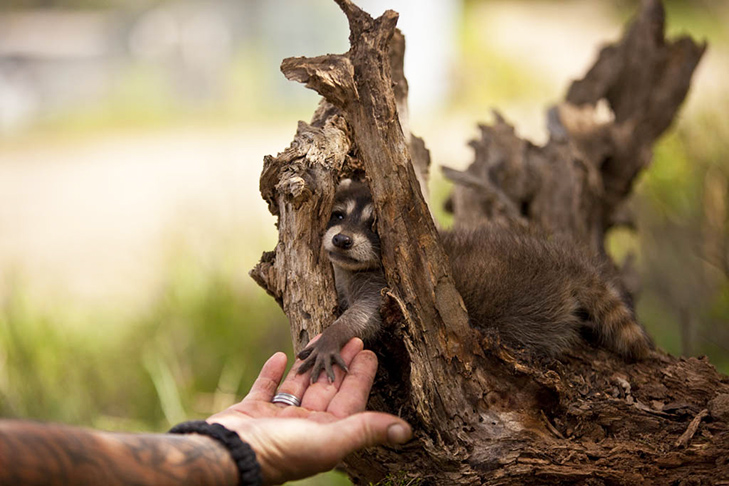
[324,179,381,271]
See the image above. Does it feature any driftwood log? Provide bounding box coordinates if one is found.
[251,0,729,484]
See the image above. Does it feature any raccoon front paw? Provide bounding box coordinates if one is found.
[296,336,349,383]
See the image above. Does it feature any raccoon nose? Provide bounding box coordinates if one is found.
[332,233,353,249]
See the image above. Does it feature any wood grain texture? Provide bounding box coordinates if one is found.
[250,115,350,351]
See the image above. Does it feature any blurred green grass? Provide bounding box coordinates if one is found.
[0,243,352,485]
[608,99,729,374]
[0,253,290,430]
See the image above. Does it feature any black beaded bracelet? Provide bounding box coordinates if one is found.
[169,420,263,486]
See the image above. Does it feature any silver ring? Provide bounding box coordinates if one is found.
[272,392,301,407]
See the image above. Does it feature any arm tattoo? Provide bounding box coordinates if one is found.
[0,420,238,486]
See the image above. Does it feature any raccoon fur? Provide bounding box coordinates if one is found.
[298,179,652,381]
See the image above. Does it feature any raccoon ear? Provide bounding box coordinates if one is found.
[338,178,353,190]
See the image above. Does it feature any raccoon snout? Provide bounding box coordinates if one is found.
[332,233,353,249]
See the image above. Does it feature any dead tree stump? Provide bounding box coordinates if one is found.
[251,0,729,484]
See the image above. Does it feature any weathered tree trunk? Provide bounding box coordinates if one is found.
[251,0,729,484]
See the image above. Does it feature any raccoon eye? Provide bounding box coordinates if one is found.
[331,210,345,221]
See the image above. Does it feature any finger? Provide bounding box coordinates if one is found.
[311,338,361,388]
[300,338,363,411]
[241,352,288,404]
[275,359,318,408]
[310,358,325,385]
[333,354,349,374]
[327,350,378,418]
[326,412,413,452]
[275,334,327,405]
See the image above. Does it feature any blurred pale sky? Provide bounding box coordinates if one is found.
[0,0,727,314]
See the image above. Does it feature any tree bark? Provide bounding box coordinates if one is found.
[251,0,729,484]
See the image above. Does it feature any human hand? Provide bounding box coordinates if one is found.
[207,338,412,486]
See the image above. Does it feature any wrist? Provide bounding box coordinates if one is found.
[169,420,263,486]
[186,434,240,484]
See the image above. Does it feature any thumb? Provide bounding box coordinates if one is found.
[328,412,412,453]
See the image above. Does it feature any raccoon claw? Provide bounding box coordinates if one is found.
[306,351,346,383]
[312,359,335,384]
[296,339,348,383]
[297,347,314,360]
[296,354,316,374]
[333,353,349,373]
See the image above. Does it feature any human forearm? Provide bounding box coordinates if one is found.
[0,420,238,486]
[0,347,412,486]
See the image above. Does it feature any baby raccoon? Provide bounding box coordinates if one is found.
[298,179,387,382]
[298,179,652,382]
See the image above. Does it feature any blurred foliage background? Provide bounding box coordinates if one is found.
[0,1,727,484]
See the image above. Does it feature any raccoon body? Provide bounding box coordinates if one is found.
[298,180,651,381]
[440,227,650,359]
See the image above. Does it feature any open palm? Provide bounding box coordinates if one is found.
[207,338,411,485]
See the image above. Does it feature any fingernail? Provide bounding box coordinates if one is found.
[387,423,412,445]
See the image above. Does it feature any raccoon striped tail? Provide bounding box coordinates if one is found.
[578,281,652,360]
